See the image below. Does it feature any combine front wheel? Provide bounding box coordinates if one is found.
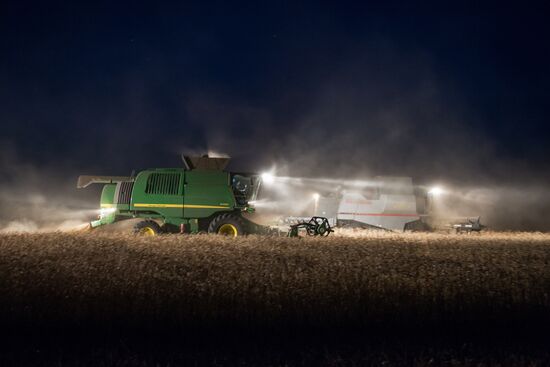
[134,220,161,236]
[208,213,246,237]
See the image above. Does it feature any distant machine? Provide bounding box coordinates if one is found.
[310,177,483,232]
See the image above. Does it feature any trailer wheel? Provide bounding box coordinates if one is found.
[134,220,162,236]
[208,213,246,237]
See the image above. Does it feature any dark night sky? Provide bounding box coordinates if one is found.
[1,2,550,184]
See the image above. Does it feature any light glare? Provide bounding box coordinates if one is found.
[261,172,275,184]
[100,207,116,216]
[429,186,444,196]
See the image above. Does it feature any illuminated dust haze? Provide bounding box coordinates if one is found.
[1,4,549,232]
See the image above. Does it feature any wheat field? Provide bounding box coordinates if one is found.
[1,230,550,365]
[1,230,550,328]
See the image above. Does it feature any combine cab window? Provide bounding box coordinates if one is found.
[231,174,259,206]
[145,173,181,195]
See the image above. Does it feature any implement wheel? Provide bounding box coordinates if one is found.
[208,213,246,237]
[134,220,162,236]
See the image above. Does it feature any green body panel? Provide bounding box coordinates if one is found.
[130,169,185,219]
[127,169,236,221]
[183,170,234,218]
[100,184,116,207]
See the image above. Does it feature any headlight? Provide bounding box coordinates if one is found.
[428,186,444,196]
[100,207,116,217]
[261,172,275,184]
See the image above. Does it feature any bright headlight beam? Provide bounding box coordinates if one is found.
[312,193,320,200]
[100,207,116,216]
[261,172,275,184]
[428,186,444,196]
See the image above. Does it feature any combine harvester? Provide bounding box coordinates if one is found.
[77,155,332,237]
[296,176,484,233]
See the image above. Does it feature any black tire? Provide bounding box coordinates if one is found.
[134,220,162,236]
[207,213,246,237]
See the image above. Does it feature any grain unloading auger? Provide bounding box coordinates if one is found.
[77,155,333,238]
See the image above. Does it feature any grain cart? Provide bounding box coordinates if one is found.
[77,155,332,237]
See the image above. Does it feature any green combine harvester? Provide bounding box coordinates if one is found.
[77,155,332,237]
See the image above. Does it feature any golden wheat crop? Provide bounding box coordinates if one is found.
[1,231,549,330]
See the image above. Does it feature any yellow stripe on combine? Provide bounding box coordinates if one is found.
[133,203,229,209]
[133,203,182,208]
[100,203,114,208]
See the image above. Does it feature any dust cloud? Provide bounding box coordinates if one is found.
[254,172,550,231]
[2,148,548,232]
[187,49,549,231]
[1,42,548,232]
[0,144,98,232]
[432,184,550,231]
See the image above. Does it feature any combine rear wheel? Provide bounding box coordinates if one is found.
[134,220,162,236]
[208,213,246,237]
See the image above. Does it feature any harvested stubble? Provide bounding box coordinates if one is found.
[1,231,550,333]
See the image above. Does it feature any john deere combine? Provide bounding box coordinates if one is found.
[78,155,332,237]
